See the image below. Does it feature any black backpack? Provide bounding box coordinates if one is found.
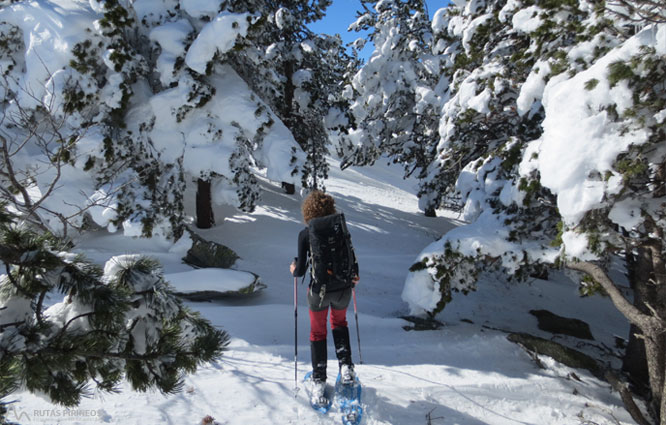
[308,212,357,296]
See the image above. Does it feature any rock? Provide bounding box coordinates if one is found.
[167,268,266,301]
[529,309,594,340]
[183,231,239,269]
[401,315,445,331]
[507,332,603,379]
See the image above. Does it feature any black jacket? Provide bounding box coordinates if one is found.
[292,227,310,278]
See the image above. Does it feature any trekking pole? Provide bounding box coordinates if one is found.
[294,276,299,394]
[352,288,363,364]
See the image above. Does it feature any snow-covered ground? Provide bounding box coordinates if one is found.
[10,160,636,425]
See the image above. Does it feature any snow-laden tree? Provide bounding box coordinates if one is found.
[0,0,188,238]
[1,0,310,236]
[224,0,354,191]
[0,207,228,420]
[120,0,310,228]
[402,0,666,423]
[0,2,131,238]
[342,0,444,215]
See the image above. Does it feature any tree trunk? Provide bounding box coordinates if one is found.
[283,57,296,143]
[644,326,666,424]
[282,182,295,194]
[567,260,665,424]
[645,226,666,424]
[196,178,214,229]
[624,247,653,395]
[661,374,666,425]
[282,58,306,191]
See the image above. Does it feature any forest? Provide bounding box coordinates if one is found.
[0,0,665,424]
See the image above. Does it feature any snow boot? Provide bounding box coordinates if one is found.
[310,339,328,406]
[333,327,355,385]
[310,339,328,383]
[340,364,356,386]
[310,379,328,407]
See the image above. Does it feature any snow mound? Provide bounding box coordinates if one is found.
[166,268,265,299]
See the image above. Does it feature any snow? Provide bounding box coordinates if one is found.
[517,60,551,117]
[0,2,645,424]
[561,231,598,261]
[132,0,178,26]
[0,1,98,108]
[9,159,636,425]
[185,12,254,75]
[658,25,666,54]
[44,295,93,333]
[150,19,193,85]
[181,0,222,19]
[499,0,521,23]
[431,8,448,34]
[609,198,644,231]
[402,269,442,314]
[147,64,301,187]
[534,26,659,227]
[102,254,144,284]
[511,6,543,34]
[462,13,492,52]
[165,268,256,294]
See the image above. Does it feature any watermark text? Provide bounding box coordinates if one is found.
[10,406,105,423]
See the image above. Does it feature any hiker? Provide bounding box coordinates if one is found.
[289,190,359,404]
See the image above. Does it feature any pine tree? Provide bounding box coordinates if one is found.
[343,0,441,214]
[0,208,228,420]
[402,1,666,422]
[0,0,187,239]
[69,0,187,238]
[225,0,353,190]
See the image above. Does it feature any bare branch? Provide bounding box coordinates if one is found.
[52,311,96,341]
[566,261,657,330]
[606,0,666,24]
[0,133,36,212]
[0,66,109,237]
[605,370,652,425]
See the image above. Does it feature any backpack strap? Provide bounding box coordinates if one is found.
[339,213,358,278]
[307,239,326,307]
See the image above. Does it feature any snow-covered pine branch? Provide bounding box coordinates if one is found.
[0,210,228,412]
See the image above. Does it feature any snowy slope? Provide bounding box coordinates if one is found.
[10,159,636,425]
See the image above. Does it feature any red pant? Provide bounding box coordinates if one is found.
[309,307,348,341]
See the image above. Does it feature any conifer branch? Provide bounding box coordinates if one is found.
[607,0,666,24]
[54,312,96,339]
[35,290,48,327]
[0,320,25,331]
[3,262,32,299]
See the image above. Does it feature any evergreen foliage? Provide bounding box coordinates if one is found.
[343,0,441,210]
[395,0,665,422]
[0,209,228,417]
[0,0,356,238]
[225,0,354,190]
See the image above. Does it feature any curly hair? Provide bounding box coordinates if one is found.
[301,190,336,224]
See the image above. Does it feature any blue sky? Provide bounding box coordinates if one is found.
[309,0,448,59]
[309,1,447,42]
